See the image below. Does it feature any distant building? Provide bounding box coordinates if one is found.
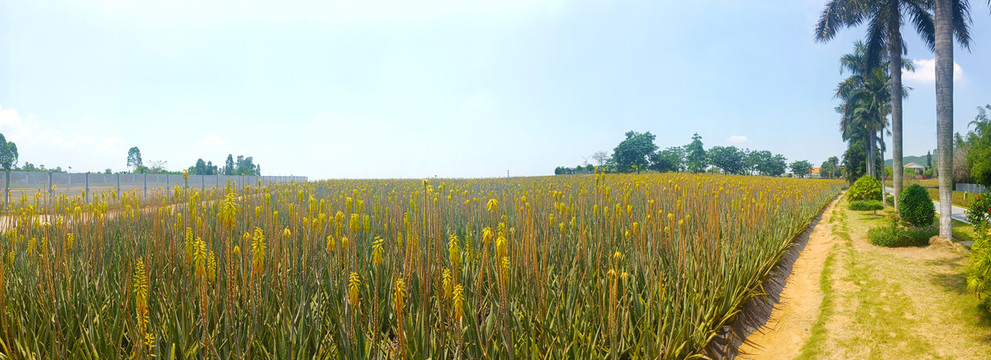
[809,167,821,179]
[904,162,925,173]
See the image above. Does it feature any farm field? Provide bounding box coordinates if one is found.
[0,173,841,358]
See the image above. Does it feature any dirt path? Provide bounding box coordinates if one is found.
[738,195,991,360]
[737,194,842,359]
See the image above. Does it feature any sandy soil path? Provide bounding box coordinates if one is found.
[736,195,841,359]
[738,195,991,360]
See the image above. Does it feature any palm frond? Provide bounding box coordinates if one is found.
[952,0,973,50]
[906,1,936,51]
[863,8,889,70]
[816,0,866,41]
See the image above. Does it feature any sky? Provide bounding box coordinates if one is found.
[1,0,990,179]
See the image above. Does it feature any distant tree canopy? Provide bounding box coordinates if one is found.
[966,105,991,186]
[556,131,802,178]
[820,156,841,179]
[0,134,18,172]
[554,165,594,175]
[0,133,18,206]
[18,162,64,173]
[188,154,261,176]
[127,146,143,171]
[790,160,814,178]
[612,131,657,173]
[708,146,745,175]
[746,150,787,177]
[648,147,685,173]
[685,133,707,173]
[224,154,235,175]
[188,158,220,175]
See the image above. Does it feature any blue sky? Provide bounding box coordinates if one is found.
[1,0,989,179]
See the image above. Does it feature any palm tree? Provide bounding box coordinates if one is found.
[835,42,910,185]
[933,0,973,239]
[837,69,887,180]
[816,0,935,212]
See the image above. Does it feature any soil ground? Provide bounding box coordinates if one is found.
[738,194,991,360]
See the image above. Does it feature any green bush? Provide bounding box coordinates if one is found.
[868,223,937,247]
[849,200,883,211]
[965,191,991,231]
[848,175,882,202]
[899,184,936,227]
[965,191,991,312]
[967,229,991,312]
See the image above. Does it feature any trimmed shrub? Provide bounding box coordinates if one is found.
[848,175,882,202]
[868,223,937,247]
[899,184,936,227]
[849,200,883,211]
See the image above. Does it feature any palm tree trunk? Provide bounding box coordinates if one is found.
[889,26,904,213]
[935,0,954,240]
[867,129,876,178]
[867,130,877,179]
[879,127,886,207]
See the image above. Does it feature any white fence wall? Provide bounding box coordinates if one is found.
[0,171,307,201]
[957,183,988,194]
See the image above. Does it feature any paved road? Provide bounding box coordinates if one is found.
[885,187,970,224]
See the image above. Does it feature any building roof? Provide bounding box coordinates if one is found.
[811,168,821,173]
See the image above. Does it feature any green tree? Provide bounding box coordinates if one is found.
[0,134,17,208]
[743,148,759,175]
[234,155,262,176]
[612,131,658,173]
[933,0,973,239]
[790,160,814,178]
[816,0,937,213]
[649,147,685,173]
[191,158,208,175]
[127,146,143,172]
[834,42,897,182]
[748,150,771,176]
[966,105,991,186]
[684,133,707,173]
[224,154,235,175]
[821,156,841,178]
[747,150,785,176]
[769,154,788,177]
[708,146,745,175]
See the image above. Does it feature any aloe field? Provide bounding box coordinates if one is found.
[0,172,842,359]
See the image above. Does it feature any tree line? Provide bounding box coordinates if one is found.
[127,146,262,176]
[935,104,991,187]
[556,131,820,178]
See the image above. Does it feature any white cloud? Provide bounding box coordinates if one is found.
[62,135,95,148]
[903,59,963,84]
[0,104,127,172]
[0,105,36,140]
[727,135,747,144]
[198,135,229,147]
[97,136,122,151]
